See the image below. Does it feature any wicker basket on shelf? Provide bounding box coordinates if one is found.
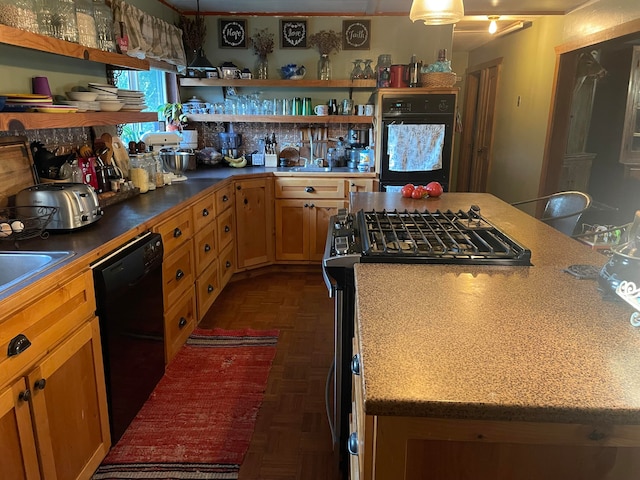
[421,72,457,88]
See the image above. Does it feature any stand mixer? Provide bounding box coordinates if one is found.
[141,131,189,182]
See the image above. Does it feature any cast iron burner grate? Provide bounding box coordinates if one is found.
[358,207,532,265]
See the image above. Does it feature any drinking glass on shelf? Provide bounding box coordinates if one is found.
[351,59,364,80]
[363,59,374,79]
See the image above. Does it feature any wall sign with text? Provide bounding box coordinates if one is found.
[280,20,307,48]
[219,19,247,48]
[342,20,370,50]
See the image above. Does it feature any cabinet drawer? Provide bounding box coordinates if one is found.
[346,178,375,193]
[215,183,234,213]
[196,258,220,322]
[193,221,217,276]
[217,207,235,252]
[164,290,196,363]
[162,245,194,308]
[191,194,216,232]
[274,178,346,199]
[155,209,194,255]
[0,270,95,390]
[219,242,235,289]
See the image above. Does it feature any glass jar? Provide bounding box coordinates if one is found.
[255,54,268,80]
[318,54,331,80]
[38,0,78,42]
[93,0,115,52]
[0,0,38,34]
[376,54,392,88]
[75,0,98,48]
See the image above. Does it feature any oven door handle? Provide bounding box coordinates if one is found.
[322,265,337,298]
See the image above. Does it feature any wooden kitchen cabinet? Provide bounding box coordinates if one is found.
[235,177,274,270]
[164,289,197,362]
[2,319,110,480]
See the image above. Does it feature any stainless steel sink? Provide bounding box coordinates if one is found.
[0,251,76,293]
[288,166,332,172]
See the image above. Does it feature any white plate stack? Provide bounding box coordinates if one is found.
[88,83,123,111]
[117,89,148,112]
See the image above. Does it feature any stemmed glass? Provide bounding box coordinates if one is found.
[351,60,364,80]
[363,59,374,79]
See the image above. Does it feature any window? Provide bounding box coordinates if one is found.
[114,69,167,144]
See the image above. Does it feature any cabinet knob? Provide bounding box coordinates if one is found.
[236,185,242,190]
[244,198,249,205]
[19,389,32,403]
[176,269,185,280]
[178,317,187,329]
[351,354,361,375]
[226,261,232,268]
[222,195,229,202]
[305,186,315,193]
[207,284,214,293]
[204,243,211,252]
[224,225,230,233]
[202,208,209,217]
[309,203,315,208]
[173,227,182,238]
[7,334,31,357]
[304,203,309,208]
[348,432,359,456]
[34,378,47,390]
[351,182,356,187]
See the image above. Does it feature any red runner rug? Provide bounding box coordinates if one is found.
[93,328,279,479]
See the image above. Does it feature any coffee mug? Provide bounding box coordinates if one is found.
[341,99,354,115]
[314,104,328,116]
[364,104,374,116]
[356,104,365,116]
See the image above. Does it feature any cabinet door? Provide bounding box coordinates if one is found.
[275,199,309,261]
[309,200,346,261]
[164,290,196,362]
[0,380,40,480]
[28,318,110,480]
[347,178,375,193]
[235,178,274,269]
[621,46,640,165]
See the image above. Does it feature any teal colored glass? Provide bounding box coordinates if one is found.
[292,97,302,115]
[302,97,312,115]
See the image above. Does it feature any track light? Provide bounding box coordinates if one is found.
[488,16,499,35]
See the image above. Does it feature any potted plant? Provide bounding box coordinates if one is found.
[158,103,187,131]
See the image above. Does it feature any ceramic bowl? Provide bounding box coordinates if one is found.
[66,91,99,101]
[99,101,124,112]
[281,64,306,79]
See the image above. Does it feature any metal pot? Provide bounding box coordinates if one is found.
[347,128,369,147]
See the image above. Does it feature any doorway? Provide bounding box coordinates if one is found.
[456,58,501,192]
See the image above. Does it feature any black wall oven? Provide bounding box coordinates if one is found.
[378,92,456,192]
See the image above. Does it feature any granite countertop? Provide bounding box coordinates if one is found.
[351,193,640,425]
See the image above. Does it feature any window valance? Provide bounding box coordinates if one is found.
[112,0,187,69]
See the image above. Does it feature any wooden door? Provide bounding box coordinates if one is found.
[0,380,40,480]
[309,200,346,261]
[457,59,502,192]
[29,318,110,480]
[275,199,309,261]
[235,178,274,269]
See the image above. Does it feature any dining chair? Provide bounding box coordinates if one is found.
[511,191,593,236]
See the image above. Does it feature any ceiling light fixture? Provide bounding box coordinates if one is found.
[488,16,499,35]
[188,0,214,70]
[409,0,465,25]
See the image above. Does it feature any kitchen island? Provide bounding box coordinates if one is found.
[349,193,640,480]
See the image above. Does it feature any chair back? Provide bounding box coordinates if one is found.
[541,191,592,236]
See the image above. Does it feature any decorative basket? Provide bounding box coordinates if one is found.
[0,206,58,241]
[421,72,457,88]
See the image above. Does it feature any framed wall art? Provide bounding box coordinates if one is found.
[280,20,307,48]
[219,19,248,48]
[342,19,370,50]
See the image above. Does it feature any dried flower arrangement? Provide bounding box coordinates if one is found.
[177,15,206,52]
[308,30,342,56]
[250,28,275,57]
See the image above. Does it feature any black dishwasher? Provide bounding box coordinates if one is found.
[92,231,165,443]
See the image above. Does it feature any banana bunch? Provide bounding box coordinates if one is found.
[224,154,247,168]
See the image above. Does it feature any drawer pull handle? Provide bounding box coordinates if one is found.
[204,243,211,252]
[309,203,315,208]
[222,195,229,202]
[34,378,46,390]
[173,227,182,238]
[348,432,359,456]
[207,284,215,293]
[244,198,248,205]
[351,182,356,187]
[305,186,315,193]
[7,334,31,357]
[178,317,187,329]
[18,389,32,403]
[202,208,209,217]
[351,354,361,375]
[226,261,232,268]
[304,203,309,208]
[176,269,185,280]
[224,225,230,233]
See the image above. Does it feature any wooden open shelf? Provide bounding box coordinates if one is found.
[186,114,373,124]
[179,78,378,88]
[0,24,151,70]
[0,112,158,131]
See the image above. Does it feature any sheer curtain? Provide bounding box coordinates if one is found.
[112,0,186,69]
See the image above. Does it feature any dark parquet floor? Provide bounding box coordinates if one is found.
[198,267,343,480]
